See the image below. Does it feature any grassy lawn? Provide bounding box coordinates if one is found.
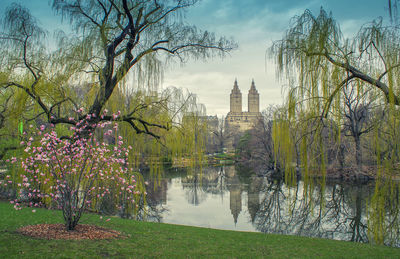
[0,201,399,258]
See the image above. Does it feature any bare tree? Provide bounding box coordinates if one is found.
[341,84,377,165]
[210,116,232,153]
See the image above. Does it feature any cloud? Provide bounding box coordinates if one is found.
[162,46,283,116]
[163,0,390,116]
[1,0,390,117]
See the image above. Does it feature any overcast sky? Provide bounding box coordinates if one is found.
[1,0,389,116]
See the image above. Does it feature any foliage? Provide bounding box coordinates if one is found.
[235,108,276,166]
[272,7,400,109]
[268,6,400,247]
[106,85,208,168]
[0,1,236,159]
[270,5,400,179]
[207,116,232,154]
[0,112,145,230]
[175,112,208,165]
[368,175,400,246]
[235,131,252,161]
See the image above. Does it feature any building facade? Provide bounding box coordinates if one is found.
[225,79,261,132]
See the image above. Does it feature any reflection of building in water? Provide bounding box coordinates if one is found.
[226,166,242,224]
[225,165,262,225]
[146,179,168,205]
[229,187,242,224]
[247,176,262,223]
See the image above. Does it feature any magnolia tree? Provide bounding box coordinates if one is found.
[1,110,144,230]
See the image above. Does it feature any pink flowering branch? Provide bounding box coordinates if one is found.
[1,112,145,230]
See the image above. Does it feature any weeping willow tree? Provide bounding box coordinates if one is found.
[104,83,208,169]
[270,7,400,178]
[0,0,236,172]
[271,5,400,245]
[0,77,20,160]
[0,1,235,152]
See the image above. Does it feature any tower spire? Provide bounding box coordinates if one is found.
[232,78,239,92]
[249,79,256,92]
[230,78,242,113]
[248,79,259,113]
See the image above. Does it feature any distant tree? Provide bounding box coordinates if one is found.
[235,107,276,168]
[251,108,276,166]
[235,131,252,161]
[211,116,232,153]
[340,83,377,166]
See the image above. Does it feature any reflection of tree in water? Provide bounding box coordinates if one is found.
[251,178,399,246]
[98,185,168,223]
[113,164,399,247]
[252,179,287,234]
[134,198,168,223]
[212,167,228,195]
[115,177,169,222]
[368,179,400,246]
[138,178,170,222]
[182,173,207,206]
[323,183,369,243]
[181,167,227,205]
[258,180,360,239]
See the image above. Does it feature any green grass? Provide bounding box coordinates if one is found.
[0,202,399,258]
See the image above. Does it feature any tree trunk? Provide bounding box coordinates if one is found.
[63,206,81,231]
[338,143,345,169]
[355,135,362,166]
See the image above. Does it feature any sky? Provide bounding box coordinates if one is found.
[0,0,389,116]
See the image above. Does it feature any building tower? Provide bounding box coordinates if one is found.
[230,79,242,113]
[248,79,259,113]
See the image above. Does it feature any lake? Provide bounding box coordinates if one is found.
[138,165,400,247]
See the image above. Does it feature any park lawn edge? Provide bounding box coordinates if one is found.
[0,201,399,258]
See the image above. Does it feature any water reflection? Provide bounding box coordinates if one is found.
[254,179,370,242]
[141,165,399,247]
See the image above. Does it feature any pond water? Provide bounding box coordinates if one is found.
[139,165,400,247]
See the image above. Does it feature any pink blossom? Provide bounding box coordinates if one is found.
[5,121,143,228]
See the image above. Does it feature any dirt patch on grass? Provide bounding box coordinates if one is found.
[18,223,122,240]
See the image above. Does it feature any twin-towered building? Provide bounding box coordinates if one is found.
[226,79,261,131]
